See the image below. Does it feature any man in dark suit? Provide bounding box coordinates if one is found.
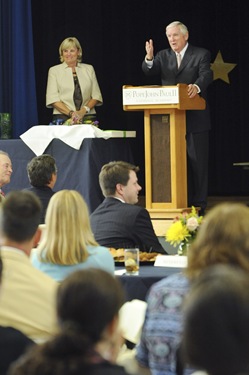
[142,21,213,215]
[90,161,166,253]
[26,154,57,223]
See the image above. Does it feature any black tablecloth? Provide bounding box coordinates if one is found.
[0,138,135,213]
[116,265,183,301]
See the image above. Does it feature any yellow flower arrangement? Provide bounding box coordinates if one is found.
[165,206,203,255]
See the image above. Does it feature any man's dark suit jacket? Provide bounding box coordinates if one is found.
[26,186,55,223]
[142,44,213,133]
[90,197,166,253]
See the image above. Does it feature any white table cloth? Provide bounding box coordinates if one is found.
[20,125,112,155]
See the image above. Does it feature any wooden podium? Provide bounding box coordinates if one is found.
[123,84,206,233]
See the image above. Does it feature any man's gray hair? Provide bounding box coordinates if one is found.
[166,21,188,35]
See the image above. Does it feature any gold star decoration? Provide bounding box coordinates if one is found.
[211,50,237,84]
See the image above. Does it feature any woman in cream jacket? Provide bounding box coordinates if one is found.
[46,37,103,124]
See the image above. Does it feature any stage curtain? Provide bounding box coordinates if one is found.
[0,0,38,138]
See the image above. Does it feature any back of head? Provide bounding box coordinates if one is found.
[27,154,57,187]
[0,190,42,242]
[182,264,249,375]
[99,160,139,197]
[57,268,124,340]
[186,202,249,279]
[8,268,124,375]
[39,190,97,264]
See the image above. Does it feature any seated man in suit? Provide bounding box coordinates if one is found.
[26,154,57,223]
[90,161,167,253]
[0,190,58,343]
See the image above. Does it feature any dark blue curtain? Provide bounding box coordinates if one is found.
[0,0,38,138]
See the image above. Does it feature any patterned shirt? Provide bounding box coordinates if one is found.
[136,272,190,375]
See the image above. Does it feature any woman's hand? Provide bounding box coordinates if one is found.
[70,108,87,124]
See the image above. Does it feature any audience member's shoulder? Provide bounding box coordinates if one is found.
[146,273,189,311]
[133,205,152,219]
[98,361,128,375]
[98,245,113,254]
[87,245,112,256]
[30,262,59,286]
[125,203,146,213]
[0,326,35,375]
[0,325,34,345]
[149,272,189,294]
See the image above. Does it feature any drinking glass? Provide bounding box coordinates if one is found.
[124,248,139,275]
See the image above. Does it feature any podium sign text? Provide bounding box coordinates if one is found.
[123,86,179,105]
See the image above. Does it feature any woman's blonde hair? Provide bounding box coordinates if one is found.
[37,190,98,265]
[59,37,82,63]
[186,202,249,280]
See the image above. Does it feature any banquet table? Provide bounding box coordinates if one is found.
[115,265,183,301]
[0,134,135,213]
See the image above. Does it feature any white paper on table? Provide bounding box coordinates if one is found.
[115,269,126,275]
[154,255,187,268]
[20,125,112,156]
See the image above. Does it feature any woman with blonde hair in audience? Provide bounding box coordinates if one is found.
[31,190,114,281]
